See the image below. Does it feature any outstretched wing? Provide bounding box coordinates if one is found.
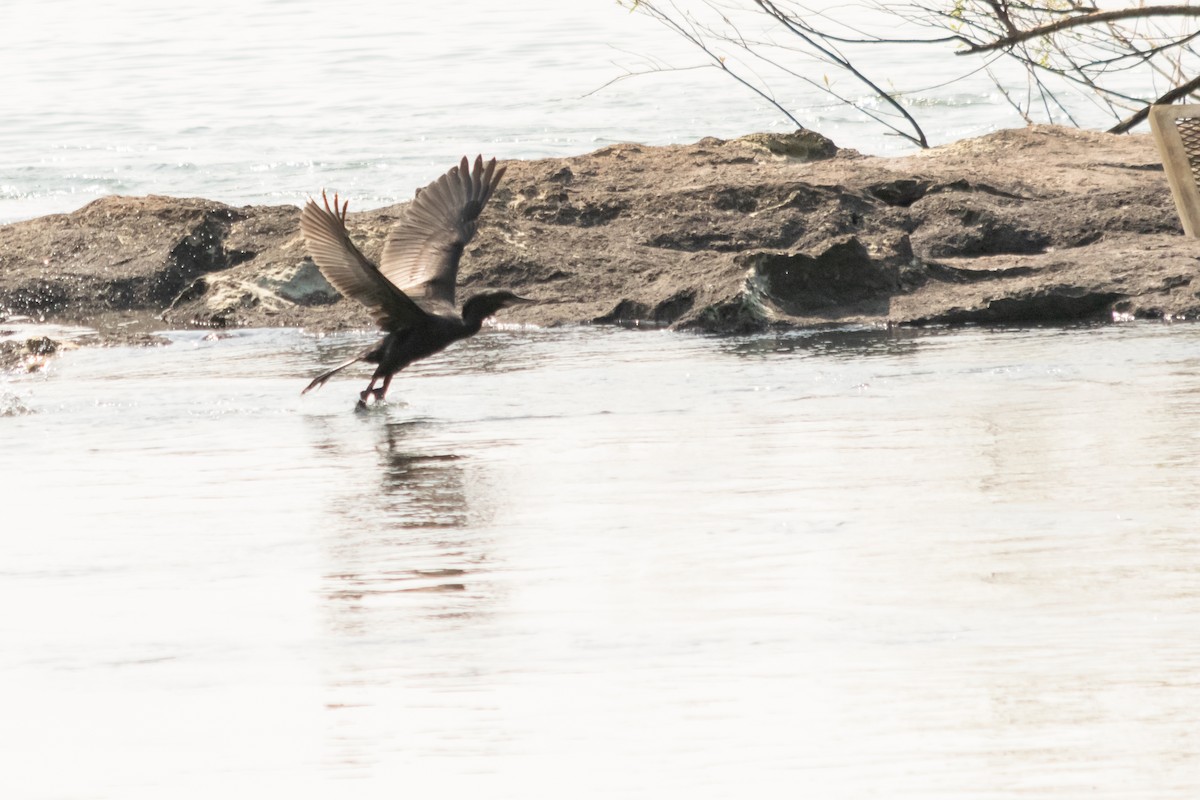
[300,191,428,331]
[379,155,507,314]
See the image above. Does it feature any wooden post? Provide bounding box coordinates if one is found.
[1149,104,1200,238]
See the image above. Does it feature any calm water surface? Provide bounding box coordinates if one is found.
[2,322,1198,798]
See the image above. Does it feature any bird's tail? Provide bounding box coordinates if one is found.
[301,357,362,394]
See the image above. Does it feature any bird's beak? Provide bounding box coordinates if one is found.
[507,295,536,306]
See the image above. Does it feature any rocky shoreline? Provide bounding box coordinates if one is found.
[2,125,1199,345]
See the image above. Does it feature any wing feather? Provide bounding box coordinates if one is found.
[300,192,427,331]
[379,155,507,312]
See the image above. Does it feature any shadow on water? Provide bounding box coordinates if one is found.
[723,325,933,361]
[723,322,1116,362]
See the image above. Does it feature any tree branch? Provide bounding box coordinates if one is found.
[1108,74,1200,134]
[754,0,929,147]
[958,6,1200,54]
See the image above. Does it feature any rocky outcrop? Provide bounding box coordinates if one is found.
[2,125,1198,336]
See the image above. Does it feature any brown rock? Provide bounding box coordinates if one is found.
[2,125,1198,337]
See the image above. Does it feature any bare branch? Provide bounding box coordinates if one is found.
[957,6,1200,55]
[753,0,929,146]
[616,0,1200,148]
[1109,74,1200,134]
[582,62,717,99]
[636,1,808,130]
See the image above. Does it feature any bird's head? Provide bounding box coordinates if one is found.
[462,290,535,330]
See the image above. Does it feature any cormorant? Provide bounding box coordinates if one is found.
[300,155,530,409]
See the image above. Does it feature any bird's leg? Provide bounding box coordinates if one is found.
[359,376,379,406]
[371,374,394,403]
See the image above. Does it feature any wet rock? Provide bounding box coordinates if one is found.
[0,340,23,371]
[25,336,58,356]
[0,196,252,321]
[594,290,696,327]
[0,336,61,372]
[916,287,1125,325]
[2,125,1199,335]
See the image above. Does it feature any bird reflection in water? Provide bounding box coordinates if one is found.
[315,419,499,636]
[374,421,469,530]
[311,417,504,776]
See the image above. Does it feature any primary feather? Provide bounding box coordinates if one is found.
[379,155,507,315]
[299,191,425,331]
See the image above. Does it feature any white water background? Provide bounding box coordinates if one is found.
[1,0,1185,223]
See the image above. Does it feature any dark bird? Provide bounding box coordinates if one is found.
[300,155,531,409]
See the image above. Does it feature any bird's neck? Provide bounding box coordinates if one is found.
[460,313,486,337]
[461,294,510,333]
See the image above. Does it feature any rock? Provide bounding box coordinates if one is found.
[729,129,840,161]
[2,124,1199,336]
[1,336,60,372]
[0,196,251,318]
[740,236,904,314]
